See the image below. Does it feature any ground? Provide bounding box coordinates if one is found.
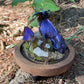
[0,0,84,84]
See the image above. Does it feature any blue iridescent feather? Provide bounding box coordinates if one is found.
[23,27,34,41]
[33,11,67,53]
[39,19,67,53]
[39,19,58,39]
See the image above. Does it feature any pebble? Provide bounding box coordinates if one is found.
[37,40,43,46]
[56,52,63,59]
[76,75,84,84]
[16,36,23,41]
[9,80,18,84]
[65,29,70,32]
[45,43,50,48]
[49,51,63,60]
[33,47,48,57]
[59,79,63,84]
[9,69,31,84]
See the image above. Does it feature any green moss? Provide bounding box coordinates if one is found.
[47,40,52,47]
[51,59,55,64]
[30,39,38,51]
[29,50,35,57]
[23,40,43,62]
[34,56,42,61]
[23,42,29,51]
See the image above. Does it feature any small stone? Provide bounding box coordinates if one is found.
[16,36,23,41]
[37,40,43,46]
[45,43,50,48]
[55,51,63,59]
[76,75,84,84]
[65,28,70,32]
[59,79,63,84]
[49,51,64,60]
[33,47,48,57]
[16,69,22,77]
[64,82,67,84]
[51,83,54,84]
[9,80,18,84]
[9,69,31,84]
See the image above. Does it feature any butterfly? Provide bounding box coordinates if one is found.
[23,27,35,48]
[23,26,34,41]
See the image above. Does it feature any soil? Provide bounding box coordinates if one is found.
[0,0,84,84]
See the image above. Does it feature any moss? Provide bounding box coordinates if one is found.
[51,59,55,64]
[23,42,29,48]
[24,39,43,61]
[30,38,38,51]
[34,56,42,61]
[29,39,39,58]
[47,40,52,46]
[29,50,35,57]
[23,42,29,51]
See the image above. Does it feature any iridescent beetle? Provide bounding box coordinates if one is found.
[33,10,68,53]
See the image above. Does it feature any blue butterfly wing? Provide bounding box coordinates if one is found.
[23,27,34,41]
[39,19,58,39]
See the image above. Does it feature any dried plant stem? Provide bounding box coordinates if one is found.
[27,17,36,26]
[67,26,84,45]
